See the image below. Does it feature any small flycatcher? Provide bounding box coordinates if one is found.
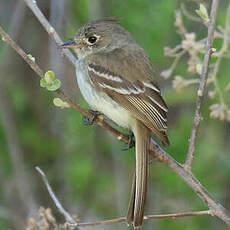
[60,18,169,228]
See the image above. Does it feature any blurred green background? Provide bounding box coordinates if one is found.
[0,0,230,229]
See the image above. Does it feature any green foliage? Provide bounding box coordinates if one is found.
[40,71,61,91]
[53,98,70,109]
[196,4,209,22]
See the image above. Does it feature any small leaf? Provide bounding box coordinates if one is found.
[44,71,55,85]
[46,79,61,91]
[40,70,61,91]
[196,4,209,22]
[53,98,70,109]
[40,78,48,88]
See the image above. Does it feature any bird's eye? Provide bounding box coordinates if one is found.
[88,36,97,44]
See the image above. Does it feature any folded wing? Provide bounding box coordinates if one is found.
[87,47,169,146]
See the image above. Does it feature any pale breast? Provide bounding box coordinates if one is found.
[75,60,135,129]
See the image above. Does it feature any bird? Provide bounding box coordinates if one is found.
[60,18,169,228]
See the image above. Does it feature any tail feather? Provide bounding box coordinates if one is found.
[132,120,150,227]
[127,173,136,225]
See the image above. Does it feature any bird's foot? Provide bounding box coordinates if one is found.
[82,110,101,126]
[122,132,135,151]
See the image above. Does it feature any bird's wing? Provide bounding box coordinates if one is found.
[87,46,169,145]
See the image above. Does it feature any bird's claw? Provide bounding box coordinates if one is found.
[82,110,101,126]
[122,132,135,151]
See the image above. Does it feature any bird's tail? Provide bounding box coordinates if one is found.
[127,120,150,228]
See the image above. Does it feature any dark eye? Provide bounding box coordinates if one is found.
[88,36,97,44]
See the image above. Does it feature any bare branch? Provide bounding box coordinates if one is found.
[78,210,210,227]
[23,0,75,66]
[149,139,230,225]
[185,0,219,170]
[35,167,78,227]
[0,25,130,145]
[36,166,211,227]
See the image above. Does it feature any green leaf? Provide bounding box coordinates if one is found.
[40,78,48,88]
[44,70,55,85]
[53,97,70,109]
[46,79,61,91]
[196,4,209,22]
[40,70,61,91]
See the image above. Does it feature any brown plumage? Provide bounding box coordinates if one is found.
[87,48,169,146]
[60,19,169,228]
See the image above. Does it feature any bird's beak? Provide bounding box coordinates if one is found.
[59,40,85,49]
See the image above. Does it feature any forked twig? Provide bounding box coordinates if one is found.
[185,0,219,170]
[36,166,210,227]
[35,167,77,226]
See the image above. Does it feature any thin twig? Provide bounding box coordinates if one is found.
[35,167,78,226]
[149,139,230,225]
[36,166,210,227]
[0,25,130,145]
[78,210,210,227]
[23,0,76,66]
[185,0,219,171]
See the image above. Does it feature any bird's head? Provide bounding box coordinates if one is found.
[59,18,134,59]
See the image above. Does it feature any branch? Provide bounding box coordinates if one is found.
[185,0,219,170]
[35,167,77,226]
[79,210,210,227]
[0,25,130,145]
[36,166,211,227]
[149,139,230,225]
[23,0,75,66]
[1,0,230,225]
